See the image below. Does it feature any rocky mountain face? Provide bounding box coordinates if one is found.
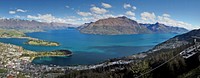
[0,18,71,32]
[145,22,188,34]
[79,16,152,35]
[79,16,188,35]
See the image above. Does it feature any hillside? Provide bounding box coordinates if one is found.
[58,29,200,78]
[79,16,188,35]
[0,29,26,38]
[151,29,200,52]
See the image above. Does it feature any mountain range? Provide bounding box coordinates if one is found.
[79,16,188,35]
[0,17,188,34]
[0,18,72,32]
[142,22,188,34]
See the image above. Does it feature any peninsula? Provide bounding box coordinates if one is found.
[22,50,72,61]
[0,29,26,38]
[0,42,72,77]
[0,29,60,46]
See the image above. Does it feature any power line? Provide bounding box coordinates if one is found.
[135,53,180,78]
[136,39,200,78]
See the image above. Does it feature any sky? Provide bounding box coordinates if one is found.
[0,0,199,29]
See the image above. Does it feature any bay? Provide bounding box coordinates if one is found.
[0,28,177,66]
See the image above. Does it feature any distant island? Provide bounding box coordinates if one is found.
[25,39,60,46]
[78,16,188,35]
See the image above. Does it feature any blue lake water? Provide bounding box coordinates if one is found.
[0,28,178,66]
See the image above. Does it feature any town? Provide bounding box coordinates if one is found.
[0,42,135,78]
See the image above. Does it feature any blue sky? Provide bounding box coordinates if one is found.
[0,0,199,29]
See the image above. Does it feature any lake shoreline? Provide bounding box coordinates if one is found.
[25,50,73,62]
[0,28,177,66]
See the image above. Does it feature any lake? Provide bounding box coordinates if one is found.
[0,28,177,66]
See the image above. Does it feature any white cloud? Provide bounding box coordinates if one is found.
[117,14,126,17]
[90,6,108,14]
[140,12,156,22]
[125,11,136,20]
[162,13,170,17]
[77,11,92,16]
[81,13,137,22]
[79,14,125,23]
[92,14,115,20]
[130,17,136,20]
[80,17,95,22]
[132,6,137,10]
[102,3,112,8]
[9,11,16,14]
[27,14,77,24]
[157,14,196,30]
[124,3,131,9]
[91,4,96,7]
[125,11,135,17]
[14,15,21,18]
[138,12,198,30]
[75,3,136,23]
[123,3,137,11]
[9,9,27,14]
[14,15,26,19]
[0,17,5,19]
[16,9,27,12]
[65,6,70,8]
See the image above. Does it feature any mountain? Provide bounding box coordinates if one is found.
[78,16,152,35]
[0,18,72,32]
[145,22,188,34]
[79,16,188,35]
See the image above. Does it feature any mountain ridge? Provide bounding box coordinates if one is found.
[79,16,188,35]
[79,16,152,35]
[0,18,72,32]
[145,22,188,34]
